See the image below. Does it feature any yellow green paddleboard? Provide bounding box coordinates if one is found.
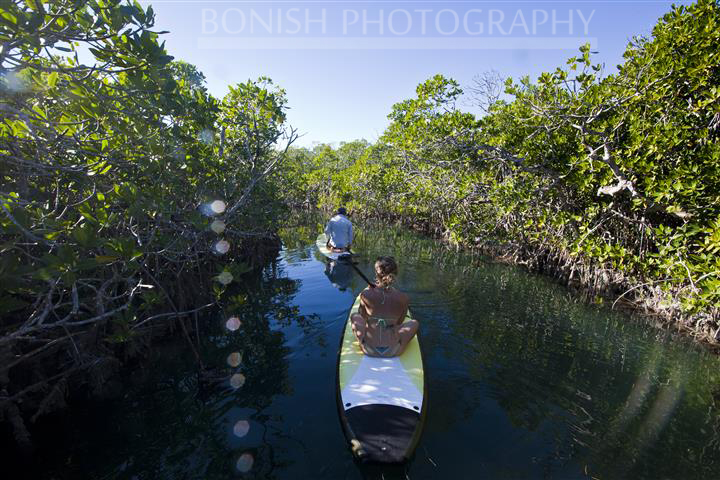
[336,293,426,463]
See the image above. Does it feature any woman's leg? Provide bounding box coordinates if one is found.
[350,313,367,343]
[395,319,419,355]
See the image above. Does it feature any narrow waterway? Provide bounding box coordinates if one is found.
[15,221,720,479]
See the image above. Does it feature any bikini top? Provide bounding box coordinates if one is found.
[367,315,400,329]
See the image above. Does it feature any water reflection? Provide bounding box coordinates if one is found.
[324,259,353,291]
[16,218,720,480]
[349,223,720,479]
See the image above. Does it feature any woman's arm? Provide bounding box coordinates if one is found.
[397,294,410,325]
[358,291,370,319]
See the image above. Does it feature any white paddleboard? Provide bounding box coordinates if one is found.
[317,233,353,260]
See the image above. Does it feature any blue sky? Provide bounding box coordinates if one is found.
[139,1,683,147]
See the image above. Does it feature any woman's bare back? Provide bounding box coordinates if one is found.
[360,287,409,323]
[350,256,419,357]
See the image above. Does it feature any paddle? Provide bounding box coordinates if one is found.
[341,248,376,288]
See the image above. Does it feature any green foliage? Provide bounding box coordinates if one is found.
[280,140,371,208]
[0,0,296,324]
[282,0,720,321]
[0,0,297,432]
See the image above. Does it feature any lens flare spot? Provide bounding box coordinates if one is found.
[233,420,250,438]
[2,70,29,93]
[199,204,213,217]
[199,128,215,145]
[236,452,254,472]
[215,240,230,254]
[216,271,233,285]
[230,373,246,389]
[210,200,226,214]
[227,351,242,367]
[225,317,241,331]
[211,220,226,234]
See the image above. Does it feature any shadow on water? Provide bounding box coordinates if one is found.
[11,216,720,479]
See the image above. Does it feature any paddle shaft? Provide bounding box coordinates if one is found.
[344,248,375,288]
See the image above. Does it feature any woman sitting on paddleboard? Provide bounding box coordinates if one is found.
[350,256,419,357]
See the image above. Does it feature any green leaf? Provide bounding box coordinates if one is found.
[47,71,58,88]
[77,204,97,224]
[95,255,119,264]
[1,11,17,25]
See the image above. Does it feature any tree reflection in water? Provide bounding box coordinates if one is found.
[14,219,720,480]
[352,223,720,480]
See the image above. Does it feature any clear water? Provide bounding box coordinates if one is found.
[13,221,720,479]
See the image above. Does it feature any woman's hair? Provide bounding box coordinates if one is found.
[374,256,398,289]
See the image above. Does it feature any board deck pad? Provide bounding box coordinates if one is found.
[317,233,352,260]
[337,294,425,463]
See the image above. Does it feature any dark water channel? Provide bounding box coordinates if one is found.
[13,222,720,479]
